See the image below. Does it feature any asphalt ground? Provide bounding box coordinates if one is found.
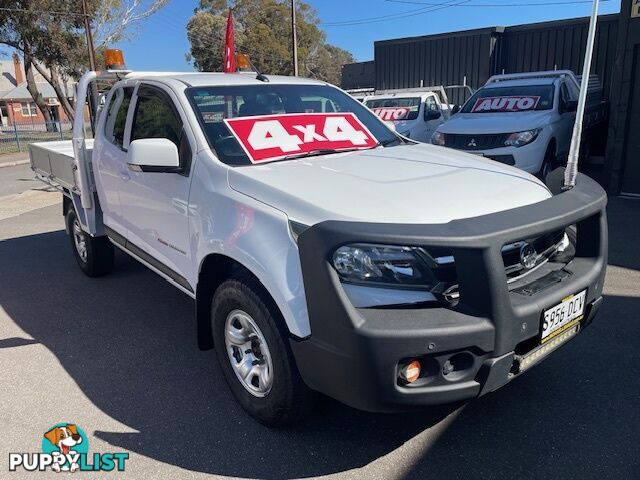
[0,163,638,479]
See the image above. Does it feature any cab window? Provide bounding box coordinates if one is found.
[131,84,191,172]
[424,96,440,116]
[131,85,183,148]
[560,83,569,112]
[104,87,133,149]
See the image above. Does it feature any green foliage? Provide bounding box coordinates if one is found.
[186,0,354,85]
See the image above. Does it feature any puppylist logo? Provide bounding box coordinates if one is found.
[9,423,129,473]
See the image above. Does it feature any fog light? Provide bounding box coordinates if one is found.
[400,360,421,383]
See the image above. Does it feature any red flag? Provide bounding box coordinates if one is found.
[223,9,236,73]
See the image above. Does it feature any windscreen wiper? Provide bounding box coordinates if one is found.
[279,139,402,162]
[280,148,363,161]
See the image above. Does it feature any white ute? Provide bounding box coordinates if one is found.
[432,71,606,176]
[363,87,451,142]
[30,57,607,426]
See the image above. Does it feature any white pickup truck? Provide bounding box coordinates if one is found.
[363,87,452,142]
[30,60,607,426]
[432,71,607,176]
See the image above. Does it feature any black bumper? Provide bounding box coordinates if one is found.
[291,173,608,412]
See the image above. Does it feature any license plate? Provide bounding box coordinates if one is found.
[541,290,586,343]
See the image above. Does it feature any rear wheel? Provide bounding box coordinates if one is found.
[66,208,114,277]
[211,275,316,426]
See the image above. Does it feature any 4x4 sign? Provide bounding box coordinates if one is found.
[224,112,379,163]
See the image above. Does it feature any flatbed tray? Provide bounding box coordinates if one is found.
[29,140,94,193]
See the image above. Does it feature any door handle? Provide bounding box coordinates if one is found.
[120,171,131,181]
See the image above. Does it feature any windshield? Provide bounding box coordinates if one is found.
[461,85,555,113]
[364,97,420,121]
[186,84,401,166]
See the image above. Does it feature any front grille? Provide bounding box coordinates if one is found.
[444,133,510,151]
[427,229,571,303]
[501,230,569,283]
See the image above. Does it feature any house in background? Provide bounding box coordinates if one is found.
[0,53,77,128]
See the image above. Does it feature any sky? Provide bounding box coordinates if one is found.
[0,0,623,71]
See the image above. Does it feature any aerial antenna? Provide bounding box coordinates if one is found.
[563,0,599,189]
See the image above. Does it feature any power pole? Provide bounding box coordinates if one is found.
[81,0,97,71]
[81,0,98,134]
[291,0,299,76]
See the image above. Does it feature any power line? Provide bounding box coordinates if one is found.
[385,0,610,6]
[320,0,470,26]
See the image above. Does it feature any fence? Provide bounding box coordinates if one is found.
[0,121,75,155]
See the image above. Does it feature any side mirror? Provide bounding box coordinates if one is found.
[451,104,461,115]
[564,100,578,112]
[424,109,442,121]
[127,138,181,173]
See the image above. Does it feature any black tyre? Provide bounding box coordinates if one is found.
[65,208,114,277]
[211,275,316,426]
[539,143,557,180]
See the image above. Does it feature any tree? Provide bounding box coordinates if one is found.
[0,0,168,125]
[186,0,354,85]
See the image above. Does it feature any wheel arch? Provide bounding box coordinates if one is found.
[62,194,72,233]
[547,137,558,157]
[195,253,290,351]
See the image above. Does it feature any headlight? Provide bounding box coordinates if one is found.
[332,244,436,288]
[504,129,541,147]
[431,131,445,146]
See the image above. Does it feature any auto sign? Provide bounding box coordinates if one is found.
[471,96,541,113]
[224,112,379,163]
[371,107,412,121]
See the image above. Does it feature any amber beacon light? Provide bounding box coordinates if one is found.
[236,53,254,72]
[104,49,126,70]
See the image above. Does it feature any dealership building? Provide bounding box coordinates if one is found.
[342,0,640,196]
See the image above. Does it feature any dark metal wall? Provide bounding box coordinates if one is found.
[604,0,640,195]
[371,14,620,103]
[374,28,500,105]
[340,61,375,90]
[499,15,619,99]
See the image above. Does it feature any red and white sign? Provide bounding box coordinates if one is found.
[371,107,412,121]
[224,112,378,163]
[471,96,541,113]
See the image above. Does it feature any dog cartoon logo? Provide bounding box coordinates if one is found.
[9,422,129,473]
[43,424,85,472]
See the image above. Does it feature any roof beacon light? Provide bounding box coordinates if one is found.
[236,53,254,72]
[104,49,126,70]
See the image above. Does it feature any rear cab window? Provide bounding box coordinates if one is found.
[104,87,134,149]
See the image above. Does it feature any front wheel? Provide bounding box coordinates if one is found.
[538,143,557,180]
[66,208,114,277]
[211,275,316,426]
